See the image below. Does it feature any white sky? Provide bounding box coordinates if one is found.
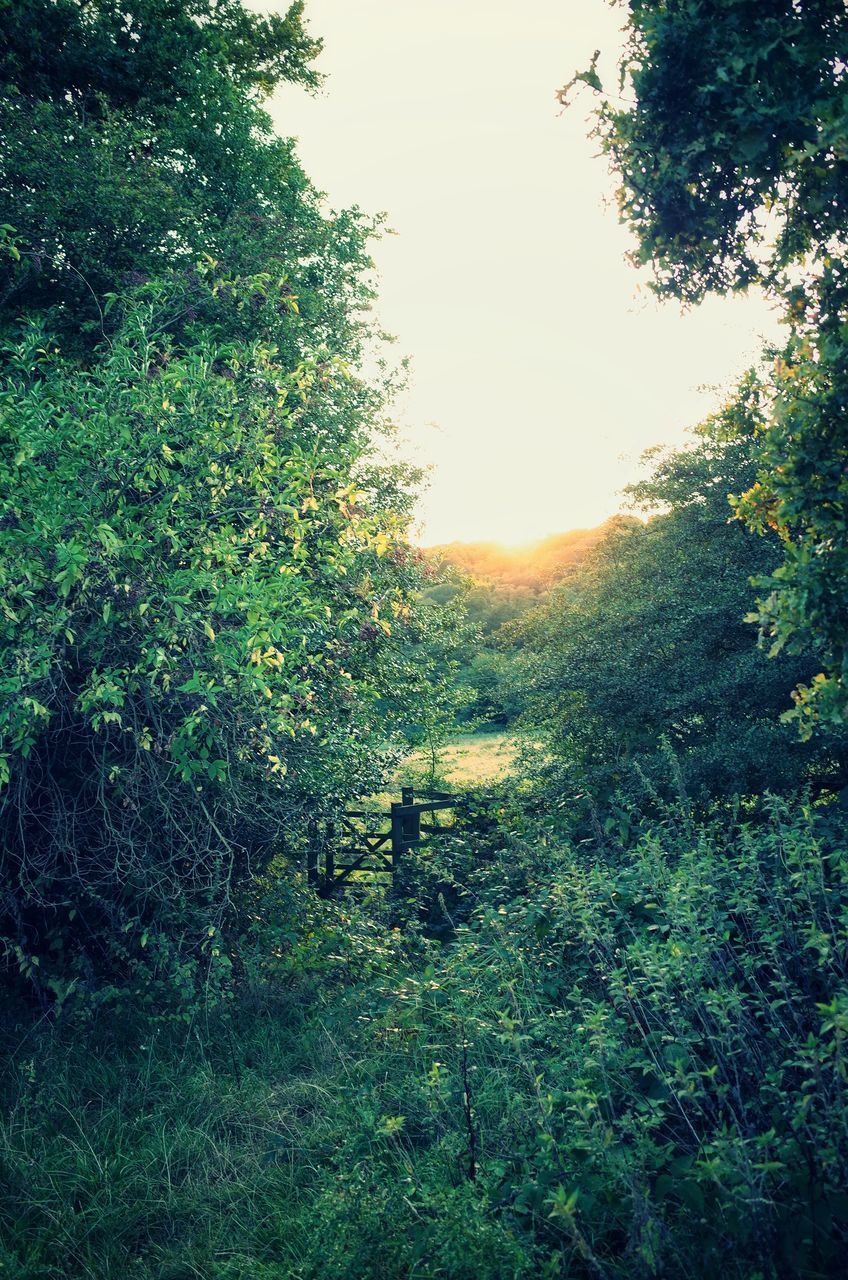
[268,0,780,546]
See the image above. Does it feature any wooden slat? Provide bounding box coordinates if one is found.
[333,847,375,880]
[363,833,391,851]
[342,817,391,843]
[336,847,393,867]
[334,848,393,884]
[395,800,456,816]
[336,863,392,874]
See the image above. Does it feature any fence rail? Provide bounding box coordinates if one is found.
[307,786,459,895]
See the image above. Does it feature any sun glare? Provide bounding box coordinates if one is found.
[271,0,779,551]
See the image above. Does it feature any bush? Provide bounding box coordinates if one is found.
[515,413,846,806]
[0,274,417,1002]
[377,797,848,1276]
[300,794,848,1277]
[2,796,847,1277]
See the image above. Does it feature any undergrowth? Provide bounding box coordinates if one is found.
[2,794,848,1278]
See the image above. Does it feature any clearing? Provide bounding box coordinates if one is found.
[400,731,519,788]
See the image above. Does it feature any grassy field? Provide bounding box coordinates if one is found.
[399,731,519,788]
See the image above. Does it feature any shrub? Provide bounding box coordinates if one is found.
[306,795,848,1277]
[0,273,417,1002]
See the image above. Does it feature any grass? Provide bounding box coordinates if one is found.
[0,886,535,1280]
[0,899,411,1280]
[399,731,520,789]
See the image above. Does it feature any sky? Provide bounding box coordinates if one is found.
[268,0,780,547]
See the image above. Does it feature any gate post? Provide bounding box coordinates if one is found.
[324,820,336,888]
[390,802,404,871]
[307,819,319,889]
[401,786,420,846]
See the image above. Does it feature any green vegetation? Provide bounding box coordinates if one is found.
[513,397,847,805]
[4,798,848,1278]
[2,2,848,1277]
[0,0,451,1001]
[567,0,848,730]
[429,527,612,591]
[423,524,617,729]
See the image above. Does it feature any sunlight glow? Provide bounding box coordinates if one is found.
[269,1,780,545]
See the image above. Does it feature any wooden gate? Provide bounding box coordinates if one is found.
[307,787,459,895]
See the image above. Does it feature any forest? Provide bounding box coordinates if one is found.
[1,1,847,1277]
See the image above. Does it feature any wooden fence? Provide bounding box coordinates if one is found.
[307,787,459,895]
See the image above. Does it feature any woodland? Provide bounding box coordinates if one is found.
[1,2,848,1277]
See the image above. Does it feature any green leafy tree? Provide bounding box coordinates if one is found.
[732,265,848,736]
[425,539,611,729]
[575,0,848,301]
[0,1,444,999]
[563,0,848,729]
[375,583,477,773]
[516,400,845,803]
[0,268,424,997]
[1,1,324,335]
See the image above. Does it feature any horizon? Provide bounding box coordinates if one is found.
[423,516,631,553]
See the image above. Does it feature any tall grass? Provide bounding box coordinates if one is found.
[401,731,522,788]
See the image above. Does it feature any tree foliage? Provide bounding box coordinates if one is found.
[0,0,437,998]
[515,405,845,803]
[733,265,848,735]
[424,527,615,728]
[429,526,609,590]
[567,0,848,730]
[0,0,379,382]
[586,0,848,301]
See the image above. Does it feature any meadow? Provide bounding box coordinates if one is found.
[401,731,521,788]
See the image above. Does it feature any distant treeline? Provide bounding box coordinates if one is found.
[420,522,632,728]
[426,520,630,590]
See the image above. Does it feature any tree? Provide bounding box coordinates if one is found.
[732,264,848,737]
[515,400,845,804]
[562,0,848,730]
[577,0,848,303]
[1,1,320,332]
[0,1,437,999]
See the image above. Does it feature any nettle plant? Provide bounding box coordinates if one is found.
[0,269,415,1003]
